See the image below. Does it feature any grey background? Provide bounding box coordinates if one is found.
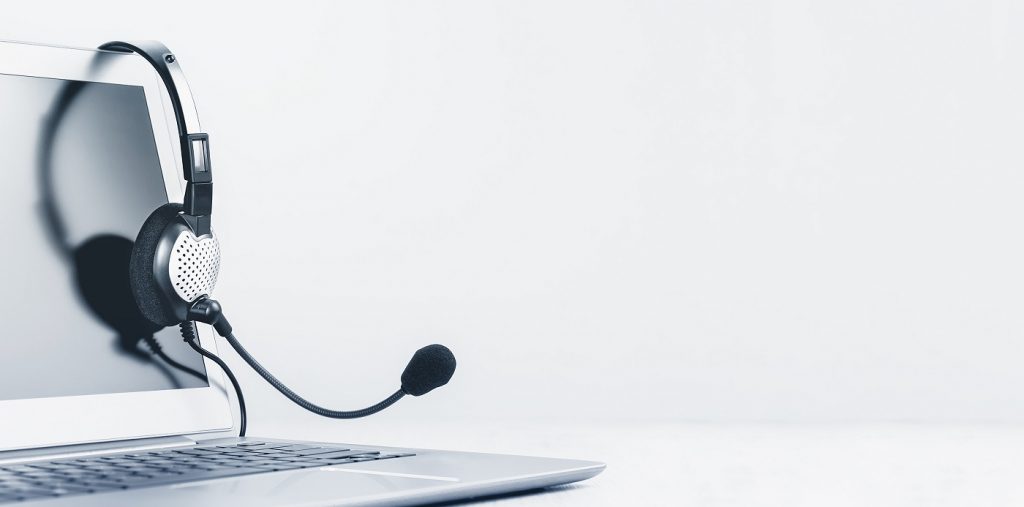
[2,0,1023,424]
[0,73,207,399]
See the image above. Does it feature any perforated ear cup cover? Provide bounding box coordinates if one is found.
[169,232,220,302]
[129,203,185,327]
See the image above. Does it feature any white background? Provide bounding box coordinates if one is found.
[7,0,1024,430]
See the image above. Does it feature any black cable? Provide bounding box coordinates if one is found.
[222,332,406,419]
[179,322,247,437]
[142,335,207,382]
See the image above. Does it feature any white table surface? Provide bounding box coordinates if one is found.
[248,417,1024,506]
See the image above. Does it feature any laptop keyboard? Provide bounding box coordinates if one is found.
[0,441,414,503]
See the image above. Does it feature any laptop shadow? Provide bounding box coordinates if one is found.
[427,483,590,506]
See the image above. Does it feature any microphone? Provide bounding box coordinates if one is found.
[187,298,456,420]
[401,344,457,396]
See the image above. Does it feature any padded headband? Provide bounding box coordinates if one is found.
[99,41,214,237]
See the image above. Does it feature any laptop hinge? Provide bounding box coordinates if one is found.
[0,435,199,465]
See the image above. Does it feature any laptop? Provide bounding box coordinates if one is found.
[0,39,603,505]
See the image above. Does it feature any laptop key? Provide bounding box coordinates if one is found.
[310,450,380,460]
[51,485,94,495]
[286,447,351,456]
[5,487,59,498]
[247,460,289,467]
[78,480,129,490]
[255,443,304,450]
[255,453,300,459]
[175,449,218,456]
[284,461,333,468]
[209,459,254,467]
[252,463,306,471]
[275,444,321,452]
[319,458,359,465]
[162,467,265,484]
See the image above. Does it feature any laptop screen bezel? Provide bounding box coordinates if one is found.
[0,40,234,451]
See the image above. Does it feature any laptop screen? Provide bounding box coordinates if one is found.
[0,72,209,400]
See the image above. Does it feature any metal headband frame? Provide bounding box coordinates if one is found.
[100,41,213,237]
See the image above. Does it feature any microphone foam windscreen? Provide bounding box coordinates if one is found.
[401,344,457,396]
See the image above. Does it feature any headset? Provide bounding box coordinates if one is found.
[83,41,457,436]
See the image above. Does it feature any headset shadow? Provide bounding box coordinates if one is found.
[35,76,206,389]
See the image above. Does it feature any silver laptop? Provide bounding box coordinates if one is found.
[0,40,603,506]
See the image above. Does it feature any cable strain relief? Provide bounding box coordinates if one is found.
[187,297,233,336]
[178,321,198,342]
[213,315,232,337]
[141,335,163,353]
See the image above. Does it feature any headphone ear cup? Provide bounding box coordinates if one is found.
[129,203,185,327]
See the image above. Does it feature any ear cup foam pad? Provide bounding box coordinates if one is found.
[129,203,184,327]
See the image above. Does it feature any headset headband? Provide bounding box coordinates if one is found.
[100,41,213,236]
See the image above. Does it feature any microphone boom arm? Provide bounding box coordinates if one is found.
[223,331,406,419]
[186,297,408,419]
